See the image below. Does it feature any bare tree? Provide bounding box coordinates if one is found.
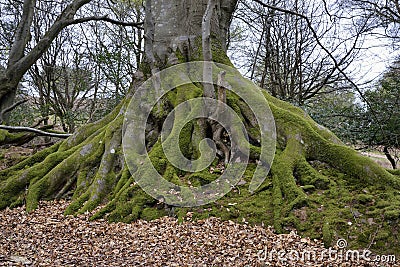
[25,0,144,133]
[0,0,143,122]
[231,0,365,105]
[0,0,91,121]
[344,0,400,34]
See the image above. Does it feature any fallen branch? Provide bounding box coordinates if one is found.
[0,125,71,138]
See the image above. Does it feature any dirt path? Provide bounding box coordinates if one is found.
[0,201,398,266]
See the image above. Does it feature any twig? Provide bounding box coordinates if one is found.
[250,0,389,147]
[367,219,383,250]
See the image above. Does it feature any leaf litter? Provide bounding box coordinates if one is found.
[0,200,398,266]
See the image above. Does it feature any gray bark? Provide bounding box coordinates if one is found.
[149,0,237,62]
[202,0,217,99]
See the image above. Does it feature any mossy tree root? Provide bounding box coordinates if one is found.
[1,74,400,255]
[1,82,399,217]
[270,138,310,232]
[0,101,126,211]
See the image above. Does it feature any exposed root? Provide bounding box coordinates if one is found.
[0,130,35,146]
[270,138,309,232]
[0,69,400,256]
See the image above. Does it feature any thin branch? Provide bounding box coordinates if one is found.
[71,15,144,29]
[3,0,93,95]
[0,125,71,138]
[202,0,217,99]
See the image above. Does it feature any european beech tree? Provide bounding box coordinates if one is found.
[0,0,399,255]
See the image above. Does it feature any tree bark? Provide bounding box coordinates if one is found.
[149,0,237,63]
[384,146,397,170]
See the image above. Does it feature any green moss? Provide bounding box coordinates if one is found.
[107,190,156,223]
[148,140,168,174]
[2,51,400,257]
[0,146,77,211]
[376,231,390,240]
[0,130,26,146]
[388,169,400,176]
[141,207,167,221]
[322,221,334,247]
[112,168,131,197]
[175,84,203,106]
[65,191,90,215]
[163,164,182,185]
[301,185,316,192]
[25,178,49,211]
[295,158,330,190]
[188,170,218,186]
[191,36,234,66]
[357,194,374,204]
[178,123,194,159]
[0,143,61,180]
[384,209,400,220]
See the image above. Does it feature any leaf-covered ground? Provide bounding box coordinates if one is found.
[0,201,398,266]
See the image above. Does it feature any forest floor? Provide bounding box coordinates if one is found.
[0,200,398,267]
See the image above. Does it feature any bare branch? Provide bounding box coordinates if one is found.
[2,0,93,97]
[71,15,144,29]
[250,0,388,142]
[7,0,35,67]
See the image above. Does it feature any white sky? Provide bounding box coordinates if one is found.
[229,1,400,90]
[352,36,398,85]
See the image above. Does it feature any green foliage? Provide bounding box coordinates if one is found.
[361,63,400,149]
[303,89,363,144]
[305,63,399,148]
[304,60,400,168]
[8,100,40,127]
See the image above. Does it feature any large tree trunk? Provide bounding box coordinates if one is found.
[148,0,235,59]
[1,0,400,256]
